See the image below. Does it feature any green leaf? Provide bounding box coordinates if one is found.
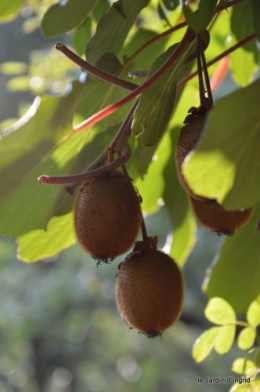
[204,205,260,313]
[158,3,172,28]
[230,381,260,392]
[135,131,172,214]
[74,73,132,130]
[205,297,236,325]
[229,0,258,86]
[214,324,235,354]
[41,0,98,38]
[183,78,260,210]
[237,327,256,350]
[72,17,92,56]
[182,0,217,32]
[0,62,27,75]
[133,43,194,147]
[17,213,76,262]
[192,327,220,363]
[162,0,179,11]
[247,299,260,327]
[250,0,260,43]
[232,358,257,377]
[85,0,150,64]
[0,0,24,21]
[163,128,196,266]
[0,82,116,237]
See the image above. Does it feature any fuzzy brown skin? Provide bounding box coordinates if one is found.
[176,109,208,200]
[116,249,184,337]
[74,171,142,261]
[189,196,253,235]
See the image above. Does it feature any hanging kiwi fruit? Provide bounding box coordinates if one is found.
[74,170,142,263]
[189,196,253,236]
[115,237,184,338]
[176,32,253,235]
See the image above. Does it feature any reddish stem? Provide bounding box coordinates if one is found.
[125,21,187,66]
[38,100,138,186]
[178,33,256,88]
[210,56,229,92]
[73,27,195,133]
[38,144,131,185]
[56,43,137,91]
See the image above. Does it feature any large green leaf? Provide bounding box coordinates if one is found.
[183,78,260,210]
[230,0,258,86]
[0,82,117,237]
[182,0,217,32]
[132,39,196,146]
[74,74,132,130]
[0,0,24,21]
[85,0,150,64]
[41,0,98,38]
[204,205,260,313]
[135,130,171,214]
[250,0,260,43]
[17,213,76,262]
[163,128,196,266]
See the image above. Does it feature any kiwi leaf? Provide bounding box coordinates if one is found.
[0,0,24,22]
[41,0,98,38]
[183,77,260,210]
[132,44,194,147]
[204,204,260,313]
[17,213,76,262]
[182,0,217,32]
[85,0,150,65]
[163,128,196,266]
[250,0,260,43]
[0,82,117,238]
[230,0,258,86]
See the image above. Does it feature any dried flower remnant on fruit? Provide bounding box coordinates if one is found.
[116,246,184,337]
[74,171,142,263]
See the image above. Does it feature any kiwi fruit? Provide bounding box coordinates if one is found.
[116,247,184,338]
[74,171,142,262]
[176,106,208,200]
[189,195,253,235]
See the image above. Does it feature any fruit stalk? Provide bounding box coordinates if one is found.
[38,100,138,186]
[56,43,138,91]
[72,27,196,133]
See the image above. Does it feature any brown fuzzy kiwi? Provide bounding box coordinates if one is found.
[176,106,208,200]
[116,248,184,338]
[189,195,253,236]
[74,171,142,262]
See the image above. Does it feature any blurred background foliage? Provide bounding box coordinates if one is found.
[0,1,259,391]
